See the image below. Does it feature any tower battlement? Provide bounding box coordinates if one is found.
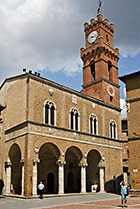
[84,14,114,34]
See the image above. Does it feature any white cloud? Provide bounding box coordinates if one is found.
[123,87,126,98]
[120,99,127,118]
[0,0,85,84]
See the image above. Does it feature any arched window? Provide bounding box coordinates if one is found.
[89,114,98,135]
[108,61,112,80]
[70,108,80,131]
[109,120,117,139]
[90,60,95,81]
[45,101,55,125]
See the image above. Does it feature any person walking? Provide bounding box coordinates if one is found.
[38,181,45,199]
[120,181,128,207]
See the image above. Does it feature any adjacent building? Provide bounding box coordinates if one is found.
[121,118,129,185]
[120,71,140,194]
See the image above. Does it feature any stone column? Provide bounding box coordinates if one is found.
[73,114,76,130]
[33,159,40,196]
[56,160,66,194]
[20,160,24,196]
[79,162,88,193]
[123,172,128,185]
[5,162,12,194]
[48,107,51,124]
[99,165,105,192]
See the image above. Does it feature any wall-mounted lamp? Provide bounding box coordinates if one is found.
[34,146,39,154]
[102,155,105,161]
[49,89,54,96]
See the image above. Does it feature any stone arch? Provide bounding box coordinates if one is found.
[38,142,60,194]
[64,146,82,193]
[86,149,101,192]
[9,143,22,194]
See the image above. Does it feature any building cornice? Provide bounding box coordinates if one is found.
[82,77,120,89]
[126,97,140,103]
[119,70,140,83]
[5,120,122,143]
[5,130,122,150]
[128,136,140,141]
[4,121,122,150]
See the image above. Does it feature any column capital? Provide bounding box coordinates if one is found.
[79,162,88,167]
[5,161,12,168]
[98,164,105,168]
[33,159,40,165]
[20,159,24,165]
[56,160,66,166]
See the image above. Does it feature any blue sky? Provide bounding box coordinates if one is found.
[38,67,83,92]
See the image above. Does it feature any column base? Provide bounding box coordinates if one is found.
[58,192,64,195]
[80,191,86,194]
[32,194,38,197]
[99,190,106,193]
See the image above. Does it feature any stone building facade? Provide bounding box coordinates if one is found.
[0,13,123,197]
[120,71,140,194]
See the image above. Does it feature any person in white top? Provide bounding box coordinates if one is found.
[38,181,45,199]
[120,181,128,207]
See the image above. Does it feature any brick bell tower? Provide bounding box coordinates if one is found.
[80,12,120,108]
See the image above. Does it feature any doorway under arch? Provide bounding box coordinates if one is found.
[9,143,22,194]
[38,143,60,194]
[67,171,74,192]
[86,149,101,192]
[47,172,55,194]
[65,146,82,193]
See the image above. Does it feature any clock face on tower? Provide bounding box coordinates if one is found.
[88,31,98,44]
